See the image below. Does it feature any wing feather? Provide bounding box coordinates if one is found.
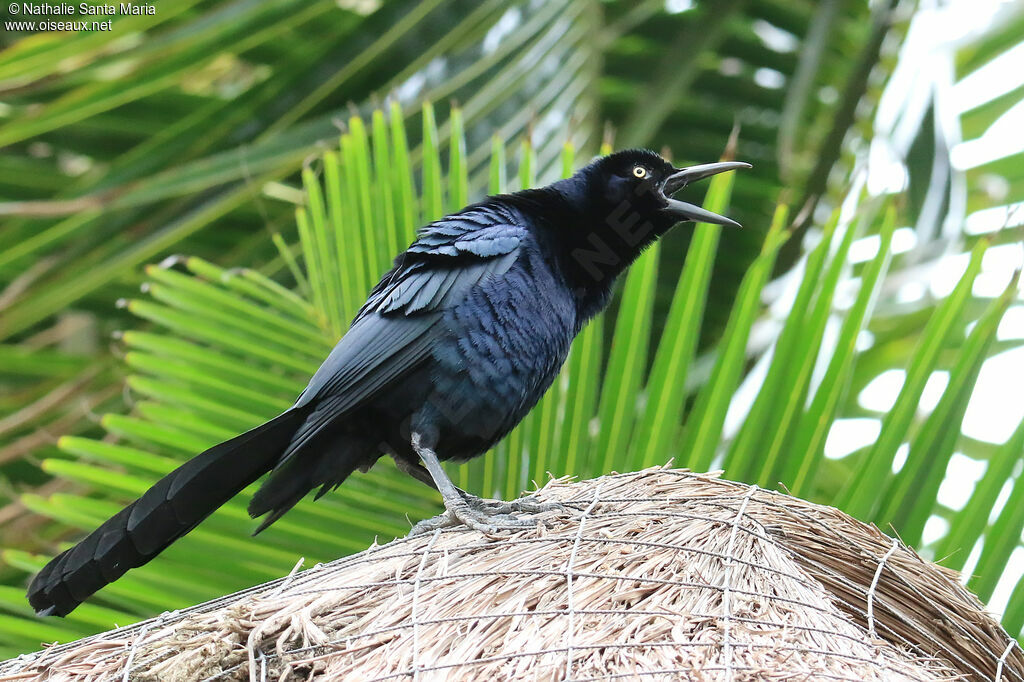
[292,204,526,423]
[294,314,438,410]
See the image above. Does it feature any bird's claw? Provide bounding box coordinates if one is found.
[507,496,568,515]
[409,492,563,538]
[459,490,569,519]
[457,489,566,515]
[408,506,534,538]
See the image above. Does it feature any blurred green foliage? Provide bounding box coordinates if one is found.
[0,0,1022,656]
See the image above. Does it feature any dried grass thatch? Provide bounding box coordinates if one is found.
[2,467,1022,681]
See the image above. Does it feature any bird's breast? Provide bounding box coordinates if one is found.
[423,255,577,455]
[439,256,575,385]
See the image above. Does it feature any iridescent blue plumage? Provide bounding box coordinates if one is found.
[28,149,749,616]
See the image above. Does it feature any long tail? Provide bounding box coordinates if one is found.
[247,430,372,535]
[28,410,306,616]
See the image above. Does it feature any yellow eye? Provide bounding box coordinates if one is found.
[632,166,647,178]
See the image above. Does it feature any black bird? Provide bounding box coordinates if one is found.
[28,149,748,616]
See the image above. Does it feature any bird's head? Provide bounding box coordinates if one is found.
[581,148,750,231]
[544,149,750,296]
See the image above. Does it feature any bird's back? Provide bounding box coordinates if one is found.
[279,197,581,464]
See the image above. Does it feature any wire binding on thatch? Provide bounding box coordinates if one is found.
[1,467,1021,681]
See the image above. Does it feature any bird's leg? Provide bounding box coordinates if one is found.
[393,456,437,489]
[409,433,537,536]
[394,455,491,504]
[394,449,563,514]
[395,453,521,511]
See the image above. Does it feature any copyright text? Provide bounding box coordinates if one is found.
[5,3,155,32]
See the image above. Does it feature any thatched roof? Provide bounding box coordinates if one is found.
[2,467,1021,681]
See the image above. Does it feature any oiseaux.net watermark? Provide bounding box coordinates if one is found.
[5,3,155,32]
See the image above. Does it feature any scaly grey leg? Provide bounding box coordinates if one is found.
[393,455,436,490]
[409,432,536,536]
[395,451,558,513]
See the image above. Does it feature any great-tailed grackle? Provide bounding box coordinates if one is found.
[28,149,748,616]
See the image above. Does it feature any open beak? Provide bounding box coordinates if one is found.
[661,161,751,227]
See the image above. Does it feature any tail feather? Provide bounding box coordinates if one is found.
[248,432,370,535]
[28,410,305,616]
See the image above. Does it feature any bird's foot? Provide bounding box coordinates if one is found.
[408,492,563,538]
[510,494,570,515]
[459,490,567,516]
[408,505,531,538]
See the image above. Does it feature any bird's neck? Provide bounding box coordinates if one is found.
[503,183,665,322]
